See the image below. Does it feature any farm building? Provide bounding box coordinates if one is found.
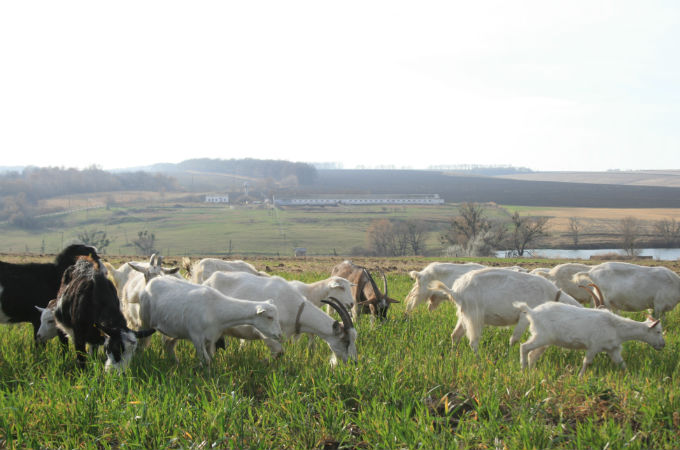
[274,194,444,207]
[205,194,230,203]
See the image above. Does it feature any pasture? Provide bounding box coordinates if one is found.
[1,255,679,449]
[2,195,680,257]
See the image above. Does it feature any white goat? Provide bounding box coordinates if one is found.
[287,276,355,313]
[183,257,268,283]
[430,268,582,354]
[514,301,665,377]
[119,254,180,330]
[138,276,282,364]
[203,271,357,366]
[536,263,594,305]
[405,262,485,313]
[572,262,680,318]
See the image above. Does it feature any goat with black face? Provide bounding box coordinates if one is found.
[54,258,154,370]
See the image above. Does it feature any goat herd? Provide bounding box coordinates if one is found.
[0,244,677,377]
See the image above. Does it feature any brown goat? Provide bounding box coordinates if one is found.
[331,260,399,320]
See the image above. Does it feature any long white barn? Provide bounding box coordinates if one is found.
[274,194,444,207]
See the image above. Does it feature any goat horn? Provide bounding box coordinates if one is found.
[321,297,354,331]
[380,268,388,297]
[588,283,605,309]
[363,268,383,300]
[578,285,600,308]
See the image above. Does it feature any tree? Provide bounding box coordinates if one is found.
[619,216,641,257]
[367,219,419,256]
[567,217,582,247]
[441,202,489,246]
[654,218,680,247]
[133,230,157,256]
[441,203,507,257]
[508,211,549,257]
[77,229,112,253]
[404,220,428,255]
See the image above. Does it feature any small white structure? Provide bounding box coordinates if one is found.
[275,194,444,207]
[205,194,229,203]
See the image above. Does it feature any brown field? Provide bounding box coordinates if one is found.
[496,170,680,187]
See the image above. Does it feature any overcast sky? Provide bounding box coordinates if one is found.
[1,1,678,172]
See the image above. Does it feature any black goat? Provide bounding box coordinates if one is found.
[54,259,154,370]
[0,244,104,343]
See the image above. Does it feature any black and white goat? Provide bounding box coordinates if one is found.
[0,244,104,344]
[54,258,154,370]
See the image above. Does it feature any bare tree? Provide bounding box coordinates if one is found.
[619,216,641,257]
[133,230,157,256]
[367,219,419,256]
[508,211,549,257]
[77,229,112,253]
[654,218,680,247]
[441,202,490,246]
[567,217,582,247]
[404,219,428,255]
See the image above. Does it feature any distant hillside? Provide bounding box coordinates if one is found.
[282,169,680,208]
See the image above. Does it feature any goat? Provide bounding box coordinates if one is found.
[0,244,104,344]
[514,301,665,377]
[331,260,398,320]
[137,276,282,364]
[54,259,154,370]
[429,268,582,354]
[572,262,680,319]
[535,262,594,305]
[405,262,485,313]
[287,276,355,313]
[203,271,357,366]
[182,257,268,283]
[119,254,180,330]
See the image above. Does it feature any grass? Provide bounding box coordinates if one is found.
[1,259,679,449]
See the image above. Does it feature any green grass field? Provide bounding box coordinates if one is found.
[1,264,679,449]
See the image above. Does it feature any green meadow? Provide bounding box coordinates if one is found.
[0,202,476,257]
[1,265,679,449]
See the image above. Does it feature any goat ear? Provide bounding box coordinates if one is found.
[385,296,400,304]
[163,267,180,275]
[256,305,267,315]
[409,271,419,280]
[649,319,660,329]
[128,263,146,274]
[35,305,46,313]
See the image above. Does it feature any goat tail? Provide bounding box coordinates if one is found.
[513,301,531,314]
[181,257,193,277]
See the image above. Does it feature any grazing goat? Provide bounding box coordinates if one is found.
[331,260,398,320]
[119,254,180,330]
[203,271,357,366]
[514,301,665,377]
[405,262,485,313]
[54,259,154,370]
[0,244,104,344]
[535,263,594,305]
[287,276,356,313]
[430,268,582,354]
[572,262,680,319]
[138,276,282,364]
[182,257,268,283]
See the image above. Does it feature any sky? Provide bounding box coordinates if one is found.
[1,1,679,172]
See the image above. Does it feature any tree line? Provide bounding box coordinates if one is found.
[0,166,179,228]
[363,203,680,257]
